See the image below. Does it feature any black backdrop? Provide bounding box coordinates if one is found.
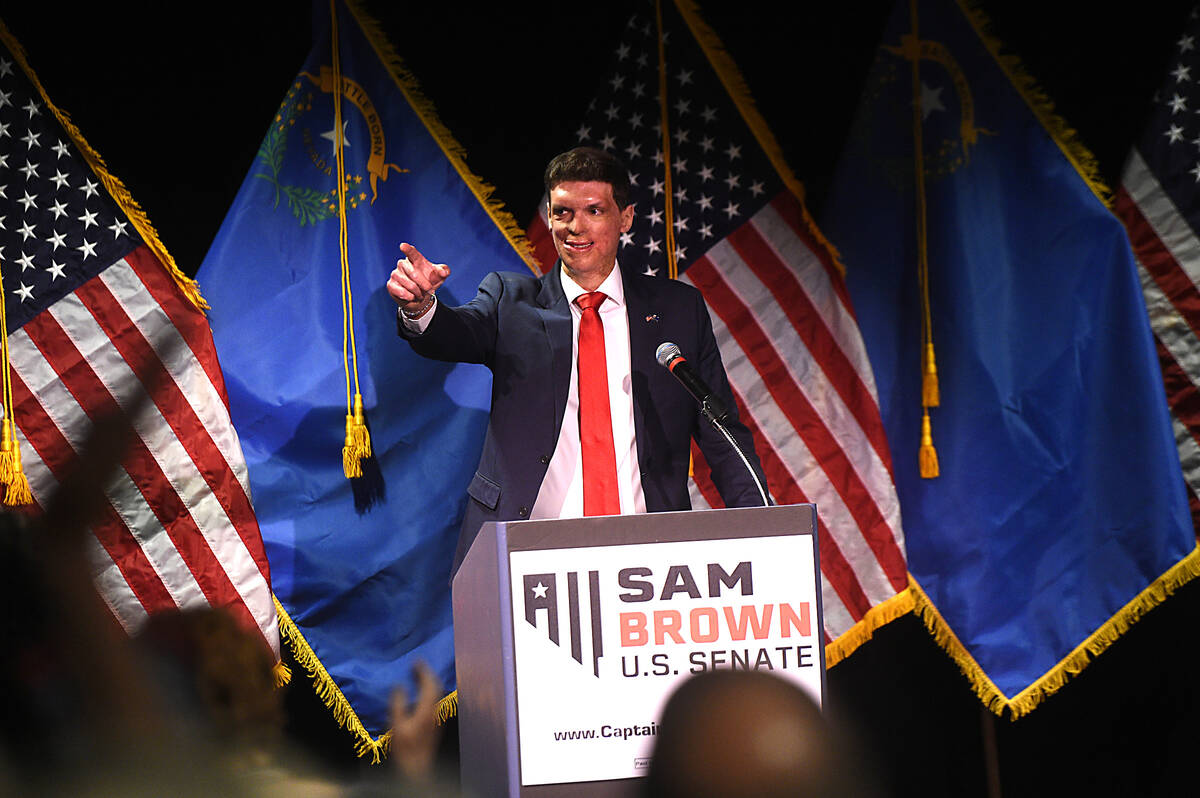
[4,1,1199,795]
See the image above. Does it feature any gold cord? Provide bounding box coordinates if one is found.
[330,0,371,479]
[908,0,939,478]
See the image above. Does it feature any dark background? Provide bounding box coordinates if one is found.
[4,1,1199,795]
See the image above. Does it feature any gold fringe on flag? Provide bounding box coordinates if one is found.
[435,690,458,725]
[274,596,458,763]
[823,587,917,668]
[275,597,389,762]
[910,546,1200,718]
[272,660,293,689]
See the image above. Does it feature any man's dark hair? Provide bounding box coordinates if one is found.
[544,146,633,209]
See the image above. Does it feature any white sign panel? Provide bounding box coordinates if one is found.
[509,534,821,786]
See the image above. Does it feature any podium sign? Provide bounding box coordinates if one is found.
[512,532,821,785]
[454,504,823,796]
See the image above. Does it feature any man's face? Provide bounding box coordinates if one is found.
[547,180,634,290]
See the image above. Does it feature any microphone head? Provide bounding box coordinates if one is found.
[656,341,683,368]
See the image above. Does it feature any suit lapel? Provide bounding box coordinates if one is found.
[622,266,659,465]
[537,264,573,438]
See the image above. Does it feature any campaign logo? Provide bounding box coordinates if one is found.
[520,556,817,681]
[523,571,604,677]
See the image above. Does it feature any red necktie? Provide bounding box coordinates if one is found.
[575,291,621,516]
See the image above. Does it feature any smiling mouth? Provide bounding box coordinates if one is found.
[564,240,593,252]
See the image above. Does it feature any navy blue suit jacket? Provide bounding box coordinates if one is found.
[401,262,767,574]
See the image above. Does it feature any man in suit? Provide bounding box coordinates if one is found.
[388,147,767,573]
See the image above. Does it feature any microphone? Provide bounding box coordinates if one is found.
[655,342,728,422]
[655,341,772,507]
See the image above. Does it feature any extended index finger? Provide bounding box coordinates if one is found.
[399,242,449,283]
[399,242,433,270]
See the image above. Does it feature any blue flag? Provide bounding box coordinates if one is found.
[197,1,534,753]
[820,0,1200,716]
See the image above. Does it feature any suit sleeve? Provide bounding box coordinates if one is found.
[688,292,771,507]
[398,272,504,367]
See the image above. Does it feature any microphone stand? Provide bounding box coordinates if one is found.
[698,401,773,508]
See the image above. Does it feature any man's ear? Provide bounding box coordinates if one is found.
[620,203,635,232]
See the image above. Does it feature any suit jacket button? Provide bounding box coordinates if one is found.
[539,455,550,465]
[518,506,529,517]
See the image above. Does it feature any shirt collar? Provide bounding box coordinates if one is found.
[560,261,626,309]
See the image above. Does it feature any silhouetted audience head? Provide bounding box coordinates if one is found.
[136,606,283,753]
[645,670,876,798]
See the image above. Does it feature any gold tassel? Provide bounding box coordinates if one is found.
[2,422,31,506]
[919,410,939,479]
[342,393,371,479]
[0,418,17,487]
[923,341,940,407]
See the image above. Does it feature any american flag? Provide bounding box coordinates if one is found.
[527,2,910,655]
[0,32,278,654]
[1116,7,1200,535]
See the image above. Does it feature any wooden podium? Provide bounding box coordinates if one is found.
[452,504,823,797]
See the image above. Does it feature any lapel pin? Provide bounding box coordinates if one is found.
[645,314,660,323]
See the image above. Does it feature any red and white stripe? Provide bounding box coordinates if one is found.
[1117,149,1200,531]
[8,244,279,655]
[682,192,908,643]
